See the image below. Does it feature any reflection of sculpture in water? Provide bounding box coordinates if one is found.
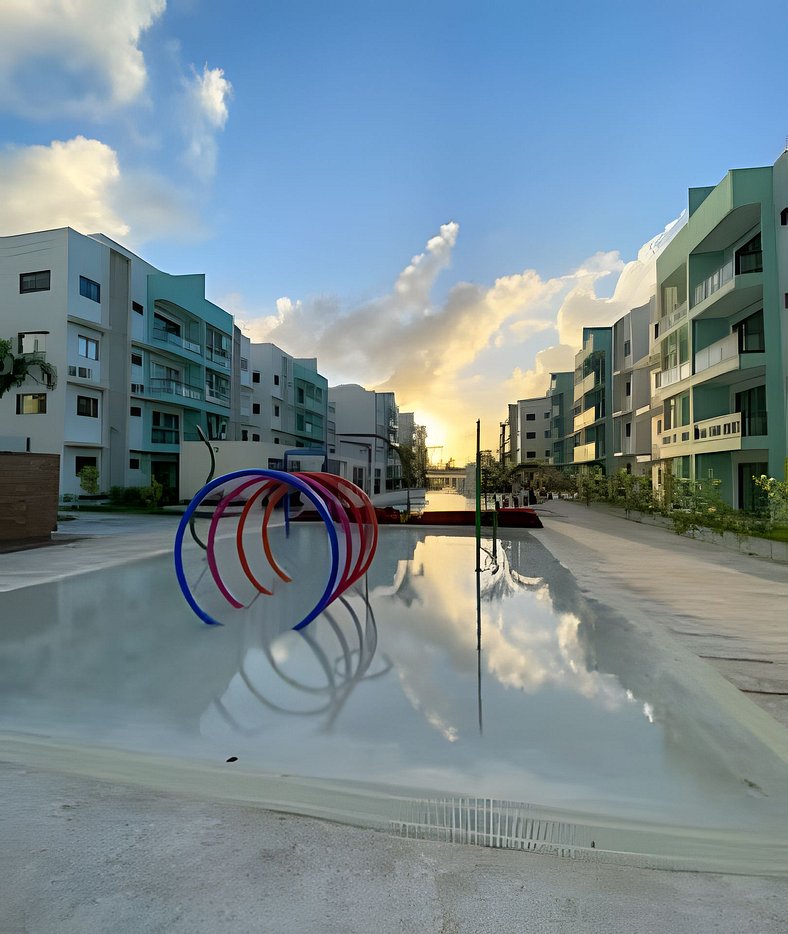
[210,586,391,735]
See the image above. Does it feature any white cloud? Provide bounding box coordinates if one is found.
[0,0,166,119]
[0,137,129,239]
[0,136,205,246]
[230,215,685,458]
[181,64,233,180]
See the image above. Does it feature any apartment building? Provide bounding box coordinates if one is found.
[506,396,552,466]
[0,228,235,499]
[547,371,575,468]
[651,155,788,508]
[328,384,401,495]
[572,327,614,473]
[611,301,652,475]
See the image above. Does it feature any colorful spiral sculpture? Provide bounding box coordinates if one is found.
[174,470,379,629]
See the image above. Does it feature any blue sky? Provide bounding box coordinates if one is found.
[1,0,787,457]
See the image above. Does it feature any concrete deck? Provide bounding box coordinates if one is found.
[2,506,788,931]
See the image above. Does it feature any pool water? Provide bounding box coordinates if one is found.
[2,525,788,870]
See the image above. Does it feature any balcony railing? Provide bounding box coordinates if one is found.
[152,327,202,355]
[654,361,691,390]
[206,348,231,369]
[205,385,230,404]
[694,332,739,374]
[572,441,597,463]
[149,377,203,401]
[663,300,688,330]
[693,413,741,444]
[693,260,734,306]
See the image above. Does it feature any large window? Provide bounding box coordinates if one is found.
[735,233,762,275]
[20,270,50,293]
[151,411,180,444]
[79,276,100,302]
[735,310,765,354]
[735,385,767,437]
[78,335,99,360]
[16,393,47,414]
[76,396,99,418]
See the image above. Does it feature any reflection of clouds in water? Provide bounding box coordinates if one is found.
[377,536,631,741]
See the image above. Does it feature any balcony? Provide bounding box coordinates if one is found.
[691,260,763,320]
[205,384,230,405]
[149,377,203,401]
[573,406,600,432]
[653,361,691,391]
[693,413,741,449]
[152,327,202,355]
[206,348,231,370]
[694,332,739,375]
[572,441,597,463]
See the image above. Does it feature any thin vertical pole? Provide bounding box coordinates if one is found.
[475,420,481,572]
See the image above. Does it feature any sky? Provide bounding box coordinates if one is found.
[1,0,787,461]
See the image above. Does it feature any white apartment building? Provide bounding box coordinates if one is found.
[507,396,552,466]
[328,384,401,496]
[0,227,235,499]
[611,301,653,475]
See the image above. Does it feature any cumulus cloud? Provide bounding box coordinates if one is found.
[0,137,129,239]
[0,0,166,119]
[232,215,685,458]
[181,64,233,180]
[0,136,205,246]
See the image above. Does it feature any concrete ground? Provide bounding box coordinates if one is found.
[2,504,788,932]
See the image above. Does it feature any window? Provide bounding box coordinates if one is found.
[297,387,305,404]
[274,404,280,417]
[129,458,140,470]
[131,352,143,367]
[16,393,47,414]
[734,233,762,275]
[525,413,535,421]
[79,276,100,302]
[543,412,550,419]
[20,270,50,293]
[273,374,280,386]
[151,410,179,444]
[252,403,261,415]
[241,430,249,441]
[132,301,144,314]
[781,208,788,226]
[76,396,99,418]
[625,380,631,396]
[544,430,550,438]
[625,422,631,437]
[526,451,537,459]
[240,357,248,371]
[735,309,765,353]
[623,339,631,357]
[274,436,280,444]
[252,371,261,384]
[78,335,99,360]
[130,405,141,417]
[75,456,96,475]
[544,450,550,458]
[526,431,536,439]
[252,433,261,442]
[735,385,767,437]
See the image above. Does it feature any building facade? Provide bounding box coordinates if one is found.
[611,301,652,475]
[506,396,552,467]
[547,371,575,468]
[0,228,235,499]
[572,327,614,474]
[651,156,787,508]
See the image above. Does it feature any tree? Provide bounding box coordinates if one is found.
[0,337,57,398]
[78,465,100,496]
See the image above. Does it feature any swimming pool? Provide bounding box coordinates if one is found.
[2,524,787,872]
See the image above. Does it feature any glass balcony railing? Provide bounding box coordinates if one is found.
[149,377,203,400]
[152,328,202,355]
[693,260,734,306]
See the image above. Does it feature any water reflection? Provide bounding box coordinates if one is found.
[1,527,787,828]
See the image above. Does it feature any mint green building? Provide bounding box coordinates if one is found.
[652,153,788,508]
[572,326,614,474]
